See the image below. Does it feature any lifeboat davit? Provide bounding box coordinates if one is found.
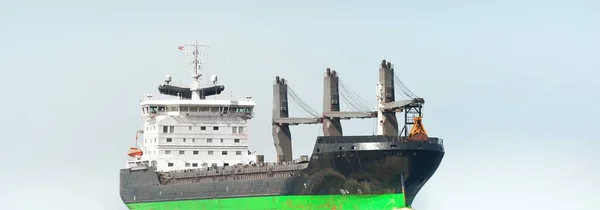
[127,147,143,157]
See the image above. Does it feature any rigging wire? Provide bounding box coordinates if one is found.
[286,86,320,117]
[340,84,370,111]
[341,80,372,110]
[338,90,362,111]
[338,79,373,111]
[394,74,419,99]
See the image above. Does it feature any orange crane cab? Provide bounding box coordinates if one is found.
[408,116,429,141]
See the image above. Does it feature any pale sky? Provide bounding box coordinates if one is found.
[2,0,599,209]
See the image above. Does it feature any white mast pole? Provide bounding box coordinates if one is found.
[180,41,209,100]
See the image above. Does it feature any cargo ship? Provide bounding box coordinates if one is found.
[120,41,445,210]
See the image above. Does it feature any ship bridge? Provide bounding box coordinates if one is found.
[126,42,262,172]
[272,60,428,162]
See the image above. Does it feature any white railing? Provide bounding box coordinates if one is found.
[140,94,250,102]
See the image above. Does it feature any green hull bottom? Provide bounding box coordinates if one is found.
[126,194,408,210]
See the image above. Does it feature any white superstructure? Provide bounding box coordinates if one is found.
[125,42,257,172]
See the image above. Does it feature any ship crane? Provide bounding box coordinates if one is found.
[272,70,383,162]
[382,59,428,140]
[272,60,430,162]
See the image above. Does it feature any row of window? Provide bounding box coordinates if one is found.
[144,105,253,115]
[165,138,241,143]
[144,138,242,144]
[167,162,237,168]
[165,150,243,155]
[160,126,244,134]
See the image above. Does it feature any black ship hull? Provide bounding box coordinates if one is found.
[120,135,444,209]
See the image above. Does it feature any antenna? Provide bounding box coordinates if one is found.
[178,41,210,100]
[178,41,210,80]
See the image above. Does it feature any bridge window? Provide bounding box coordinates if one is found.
[178,106,186,112]
[235,107,253,113]
[222,151,228,155]
[207,139,212,143]
[166,106,179,112]
[239,126,244,134]
[209,106,220,112]
[183,138,186,143]
[179,151,184,155]
[234,139,240,143]
[165,150,171,154]
[236,151,242,155]
[185,163,190,167]
[201,126,206,130]
[202,163,208,167]
[192,163,198,167]
[149,106,158,114]
[193,151,199,155]
[213,126,219,131]
[166,138,172,143]
[168,163,173,167]
[208,151,214,155]
[232,127,237,134]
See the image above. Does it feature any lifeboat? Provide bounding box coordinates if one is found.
[127,147,143,157]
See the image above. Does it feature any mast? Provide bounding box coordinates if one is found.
[179,41,210,100]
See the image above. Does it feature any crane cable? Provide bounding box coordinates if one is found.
[339,79,373,111]
[286,86,320,117]
[338,89,363,111]
[340,83,371,111]
[394,74,419,99]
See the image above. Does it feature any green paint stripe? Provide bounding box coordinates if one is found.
[127,194,407,210]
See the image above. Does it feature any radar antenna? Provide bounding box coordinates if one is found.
[177,41,210,100]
